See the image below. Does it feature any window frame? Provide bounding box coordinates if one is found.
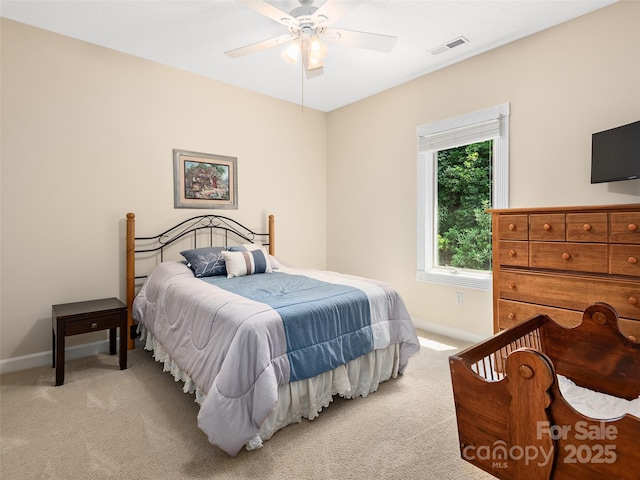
[416,103,510,290]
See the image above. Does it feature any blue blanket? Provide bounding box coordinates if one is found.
[203,272,374,381]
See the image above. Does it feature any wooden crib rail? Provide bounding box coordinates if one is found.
[450,313,546,381]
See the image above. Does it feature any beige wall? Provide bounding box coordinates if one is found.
[0,18,327,361]
[326,1,640,339]
[2,2,639,364]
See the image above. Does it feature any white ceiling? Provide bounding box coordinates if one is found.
[0,0,618,112]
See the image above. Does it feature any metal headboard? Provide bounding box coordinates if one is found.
[125,212,275,349]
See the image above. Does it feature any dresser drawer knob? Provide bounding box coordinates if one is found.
[509,223,516,231]
[543,223,551,231]
[629,297,638,305]
[629,256,638,265]
[91,322,98,329]
[508,313,515,320]
[508,283,516,290]
[629,223,638,232]
[583,224,591,231]
[562,252,571,260]
[509,250,516,257]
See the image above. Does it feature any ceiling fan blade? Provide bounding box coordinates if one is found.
[312,0,360,25]
[237,0,297,27]
[224,34,296,58]
[323,28,398,53]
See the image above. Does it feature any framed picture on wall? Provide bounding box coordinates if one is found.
[173,149,237,209]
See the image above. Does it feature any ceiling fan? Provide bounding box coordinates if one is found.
[224,0,398,78]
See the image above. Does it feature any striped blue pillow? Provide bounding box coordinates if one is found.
[222,244,272,277]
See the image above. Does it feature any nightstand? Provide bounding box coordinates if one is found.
[52,297,128,386]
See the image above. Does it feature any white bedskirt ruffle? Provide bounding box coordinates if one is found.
[138,325,401,451]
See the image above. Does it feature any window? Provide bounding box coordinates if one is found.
[416,103,510,290]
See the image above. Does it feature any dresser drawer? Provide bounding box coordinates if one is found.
[529,242,608,274]
[499,270,640,320]
[497,215,528,240]
[529,214,565,241]
[610,244,640,276]
[566,213,608,242]
[610,211,640,244]
[497,241,528,267]
[498,299,580,328]
[498,299,640,340]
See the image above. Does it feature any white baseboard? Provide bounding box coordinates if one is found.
[0,339,112,375]
[412,318,489,344]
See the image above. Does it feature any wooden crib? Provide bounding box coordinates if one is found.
[449,303,640,479]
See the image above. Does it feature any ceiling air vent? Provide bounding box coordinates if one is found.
[430,36,469,55]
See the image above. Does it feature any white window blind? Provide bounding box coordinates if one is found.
[418,118,501,152]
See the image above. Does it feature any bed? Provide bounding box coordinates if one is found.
[125,212,420,456]
[449,302,640,479]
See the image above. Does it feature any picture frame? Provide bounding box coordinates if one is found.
[173,149,237,209]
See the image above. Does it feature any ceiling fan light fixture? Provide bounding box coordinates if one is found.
[307,54,324,70]
[307,50,324,70]
[306,33,327,70]
[281,42,300,64]
[309,34,322,51]
[308,34,328,59]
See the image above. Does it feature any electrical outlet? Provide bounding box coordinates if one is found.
[455,292,463,305]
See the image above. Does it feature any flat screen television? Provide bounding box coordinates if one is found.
[591,120,640,184]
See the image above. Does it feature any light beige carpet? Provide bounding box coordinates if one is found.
[0,333,494,480]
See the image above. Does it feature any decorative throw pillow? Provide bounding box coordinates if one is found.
[222,244,272,277]
[180,247,227,277]
[229,244,280,270]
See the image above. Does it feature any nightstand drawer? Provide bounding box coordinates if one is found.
[65,313,122,336]
[529,242,608,273]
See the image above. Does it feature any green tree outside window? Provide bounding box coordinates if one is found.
[436,140,493,271]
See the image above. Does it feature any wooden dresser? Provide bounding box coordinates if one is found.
[489,204,640,340]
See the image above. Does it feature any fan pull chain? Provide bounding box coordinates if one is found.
[301,58,305,113]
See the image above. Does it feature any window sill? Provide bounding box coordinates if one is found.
[416,269,492,291]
